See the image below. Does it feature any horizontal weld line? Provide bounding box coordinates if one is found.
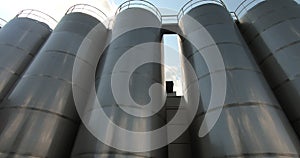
[253,5,298,22]
[22,74,73,84]
[73,152,150,158]
[273,79,290,91]
[247,16,300,45]
[242,4,300,36]
[100,104,166,121]
[248,9,287,31]
[184,68,261,92]
[198,67,261,79]
[0,66,19,75]
[196,102,281,117]
[42,50,96,69]
[96,72,162,84]
[185,42,243,59]
[190,10,230,22]
[21,74,90,94]
[275,40,300,53]
[0,43,35,57]
[57,18,100,28]
[184,21,234,37]
[216,152,300,158]
[101,104,162,111]
[0,106,79,124]
[8,21,50,39]
[198,22,233,29]
[273,73,300,91]
[0,151,44,158]
[258,53,273,65]
[259,61,300,87]
[272,72,300,91]
[241,9,277,33]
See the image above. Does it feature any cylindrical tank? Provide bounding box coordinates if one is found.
[71,1,167,158]
[0,5,108,157]
[179,1,300,157]
[0,10,54,101]
[237,0,300,137]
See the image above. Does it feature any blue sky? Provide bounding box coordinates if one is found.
[0,0,262,95]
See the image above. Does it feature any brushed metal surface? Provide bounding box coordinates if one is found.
[71,8,167,158]
[0,108,78,158]
[0,18,51,101]
[0,12,108,157]
[238,0,300,137]
[190,105,300,157]
[179,3,300,157]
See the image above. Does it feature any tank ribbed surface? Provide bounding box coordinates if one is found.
[0,12,108,157]
[0,17,51,101]
[71,8,167,158]
[179,3,300,157]
[238,0,300,137]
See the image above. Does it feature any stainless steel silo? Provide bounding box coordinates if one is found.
[178,1,300,157]
[237,0,300,137]
[71,1,167,157]
[0,10,54,101]
[0,5,108,157]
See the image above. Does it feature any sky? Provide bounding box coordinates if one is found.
[0,0,239,21]
[0,0,261,96]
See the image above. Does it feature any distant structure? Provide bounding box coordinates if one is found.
[0,0,299,158]
[166,81,176,96]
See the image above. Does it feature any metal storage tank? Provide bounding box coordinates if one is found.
[0,4,108,157]
[0,10,54,101]
[236,0,300,137]
[178,0,300,157]
[71,1,167,157]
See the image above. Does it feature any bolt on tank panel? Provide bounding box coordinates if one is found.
[238,0,300,137]
[179,3,300,157]
[0,17,51,101]
[0,12,108,157]
[71,8,167,158]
